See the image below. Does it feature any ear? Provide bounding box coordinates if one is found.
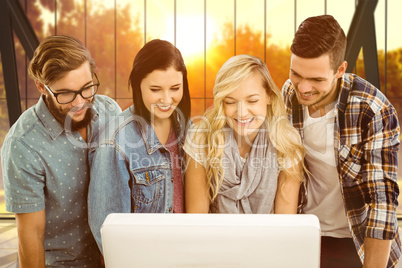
[35,81,47,95]
[336,61,347,79]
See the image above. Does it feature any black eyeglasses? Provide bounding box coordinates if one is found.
[44,73,100,104]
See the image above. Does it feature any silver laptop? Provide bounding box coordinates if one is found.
[101,213,320,268]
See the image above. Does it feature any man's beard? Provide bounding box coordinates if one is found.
[44,95,95,132]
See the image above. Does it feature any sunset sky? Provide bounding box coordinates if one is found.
[37,0,402,60]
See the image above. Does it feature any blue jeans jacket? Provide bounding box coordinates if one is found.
[88,106,186,252]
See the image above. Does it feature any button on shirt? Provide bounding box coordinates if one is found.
[1,94,121,267]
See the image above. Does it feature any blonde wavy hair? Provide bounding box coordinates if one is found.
[195,54,305,203]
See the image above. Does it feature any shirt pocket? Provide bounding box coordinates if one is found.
[338,143,363,184]
[130,168,166,212]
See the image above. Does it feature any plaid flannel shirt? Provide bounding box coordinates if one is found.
[282,73,401,267]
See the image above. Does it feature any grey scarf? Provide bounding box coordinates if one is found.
[211,128,278,213]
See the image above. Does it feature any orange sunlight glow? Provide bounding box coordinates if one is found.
[164,15,216,60]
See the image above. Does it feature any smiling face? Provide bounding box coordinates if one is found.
[289,53,346,115]
[38,61,95,130]
[223,72,270,142]
[140,66,184,125]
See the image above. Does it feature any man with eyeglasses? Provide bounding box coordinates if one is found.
[1,35,121,267]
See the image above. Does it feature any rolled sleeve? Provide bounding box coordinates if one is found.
[1,138,46,213]
[363,106,400,240]
[183,126,207,167]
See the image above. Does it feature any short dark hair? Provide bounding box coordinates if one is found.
[129,39,191,125]
[291,15,346,72]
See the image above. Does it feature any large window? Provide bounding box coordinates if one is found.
[1,0,402,215]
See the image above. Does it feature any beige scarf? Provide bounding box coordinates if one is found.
[210,127,279,214]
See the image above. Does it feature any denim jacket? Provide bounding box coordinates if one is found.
[88,106,186,252]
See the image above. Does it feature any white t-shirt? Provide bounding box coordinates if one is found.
[302,105,351,238]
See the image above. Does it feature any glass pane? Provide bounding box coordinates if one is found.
[27,98,38,108]
[116,99,133,112]
[20,99,27,113]
[146,0,174,43]
[87,0,116,98]
[266,0,294,48]
[327,0,360,78]
[56,0,86,43]
[236,0,264,59]
[375,1,386,52]
[205,98,214,111]
[116,0,144,99]
[265,47,291,90]
[327,0,355,34]
[206,0,234,98]
[375,1,386,92]
[0,100,10,214]
[28,0,55,40]
[327,0,356,80]
[25,65,40,99]
[190,98,205,121]
[27,0,54,99]
[191,98,213,121]
[265,1,294,88]
[296,0,325,27]
[0,53,4,99]
[388,0,402,52]
[265,0,294,88]
[387,1,402,215]
[14,34,27,100]
[389,98,402,215]
[177,0,205,99]
[0,101,9,145]
[386,0,402,98]
[385,51,402,99]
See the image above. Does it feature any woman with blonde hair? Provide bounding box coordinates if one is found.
[184,54,304,213]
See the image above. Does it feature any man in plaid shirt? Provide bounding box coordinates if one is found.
[282,15,401,267]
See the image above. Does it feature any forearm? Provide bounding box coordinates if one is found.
[363,237,391,268]
[16,211,46,268]
[18,236,45,268]
[185,157,210,213]
[361,109,398,267]
[185,177,210,213]
[274,170,300,214]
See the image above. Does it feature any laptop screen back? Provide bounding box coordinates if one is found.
[101,213,320,268]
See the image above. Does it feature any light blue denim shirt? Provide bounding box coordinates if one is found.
[1,94,121,267]
[88,106,186,252]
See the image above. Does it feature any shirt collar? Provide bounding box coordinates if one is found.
[138,119,165,154]
[336,73,352,115]
[36,95,65,140]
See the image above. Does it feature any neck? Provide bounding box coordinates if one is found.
[234,130,258,158]
[78,127,87,142]
[152,118,172,145]
[152,116,172,130]
[308,102,336,118]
